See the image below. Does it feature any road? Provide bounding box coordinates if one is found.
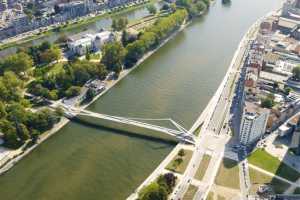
[169,17,261,200]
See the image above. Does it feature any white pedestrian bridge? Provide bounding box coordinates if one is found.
[62,106,195,144]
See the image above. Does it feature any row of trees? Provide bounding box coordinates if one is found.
[0,105,62,149]
[124,9,188,67]
[27,60,107,100]
[100,9,188,73]
[0,68,61,148]
[26,41,62,65]
[0,52,33,76]
[176,0,210,17]
[138,173,177,200]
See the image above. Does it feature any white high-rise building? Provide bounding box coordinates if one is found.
[239,102,269,146]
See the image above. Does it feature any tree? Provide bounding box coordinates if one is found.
[39,41,51,52]
[261,96,274,109]
[39,46,62,64]
[124,40,146,67]
[173,157,183,168]
[65,86,81,98]
[121,30,137,47]
[0,102,7,119]
[86,49,91,60]
[292,66,300,80]
[0,71,23,102]
[157,173,176,194]
[101,42,126,73]
[111,18,128,31]
[178,149,185,157]
[161,4,170,11]
[0,52,33,74]
[284,87,292,95]
[147,4,157,14]
[85,88,96,102]
[16,123,30,141]
[139,182,168,200]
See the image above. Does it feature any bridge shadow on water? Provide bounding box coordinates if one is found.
[71,116,178,146]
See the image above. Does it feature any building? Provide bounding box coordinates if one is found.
[68,36,93,55]
[244,68,258,94]
[290,118,300,155]
[239,102,270,146]
[68,31,114,55]
[56,1,88,19]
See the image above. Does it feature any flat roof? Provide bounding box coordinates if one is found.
[245,101,269,116]
[278,17,299,29]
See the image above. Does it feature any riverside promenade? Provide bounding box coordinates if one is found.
[126,10,269,199]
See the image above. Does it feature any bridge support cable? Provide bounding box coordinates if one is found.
[63,106,196,143]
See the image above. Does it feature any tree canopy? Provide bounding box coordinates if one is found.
[147,4,157,14]
[138,173,177,200]
[111,17,129,31]
[292,66,300,80]
[125,9,188,67]
[101,42,126,73]
[0,52,33,75]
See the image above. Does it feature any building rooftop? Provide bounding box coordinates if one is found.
[278,17,299,29]
[244,101,269,118]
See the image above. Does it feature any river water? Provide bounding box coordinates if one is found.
[0,0,281,200]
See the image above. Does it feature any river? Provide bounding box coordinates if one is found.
[0,0,281,199]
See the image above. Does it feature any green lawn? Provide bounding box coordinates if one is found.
[166,149,193,174]
[193,124,202,136]
[182,184,198,200]
[249,167,290,194]
[215,158,240,189]
[248,149,300,182]
[217,195,226,200]
[195,154,211,180]
[90,53,101,60]
[206,191,214,200]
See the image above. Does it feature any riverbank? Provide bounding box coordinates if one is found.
[0,12,192,175]
[126,7,271,199]
[0,0,157,52]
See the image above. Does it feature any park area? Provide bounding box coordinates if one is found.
[166,149,193,174]
[215,158,240,189]
[248,149,300,182]
[248,167,290,194]
[195,154,211,180]
[182,184,198,200]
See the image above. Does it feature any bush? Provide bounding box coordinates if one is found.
[65,86,81,98]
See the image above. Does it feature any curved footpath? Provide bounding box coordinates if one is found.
[0,19,191,175]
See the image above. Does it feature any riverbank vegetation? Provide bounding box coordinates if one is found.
[0,53,62,149]
[166,149,193,173]
[0,0,210,150]
[124,9,188,67]
[138,173,177,200]
[27,60,107,100]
